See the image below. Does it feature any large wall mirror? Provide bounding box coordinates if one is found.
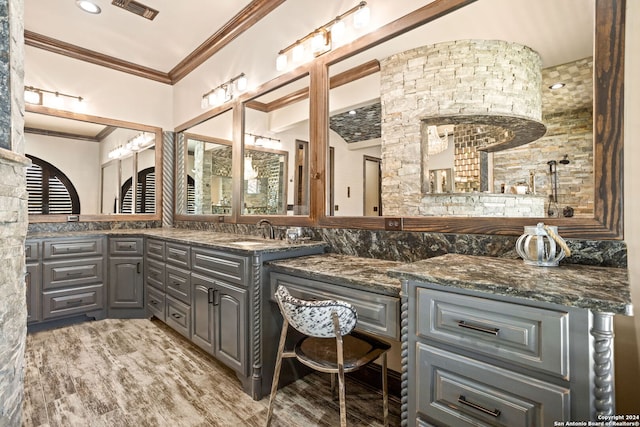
[319,0,623,238]
[242,74,311,217]
[175,108,234,217]
[25,105,163,222]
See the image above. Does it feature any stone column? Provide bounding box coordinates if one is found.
[0,0,29,425]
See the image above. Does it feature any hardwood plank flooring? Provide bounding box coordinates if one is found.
[22,318,400,426]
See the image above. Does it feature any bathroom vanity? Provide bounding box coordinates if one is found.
[389,254,632,426]
[25,229,326,400]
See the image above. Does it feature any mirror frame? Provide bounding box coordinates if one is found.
[174,0,623,239]
[314,0,624,239]
[26,104,164,223]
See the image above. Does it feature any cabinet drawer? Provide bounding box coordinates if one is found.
[192,248,248,286]
[43,258,104,290]
[146,285,166,321]
[416,289,569,379]
[44,237,104,259]
[25,240,40,262]
[166,242,191,269]
[146,239,165,261]
[145,258,165,291]
[166,295,191,339]
[42,284,105,320]
[270,272,399,340]
[165,264,191,305]
[414,344,569,427]
[109,237,143,256]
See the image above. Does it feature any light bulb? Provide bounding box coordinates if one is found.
[312,31,328,53]
[215,86,226,104]
[331,19,346,45]
[24,89,42,105]
[207,92,218,107]
[353,4,370,29]
[235,74,247,92]
[76,0,101,14]
[201,96,209,109]
[50,94,65,109]
[292,44,305,63]
[276,53,287,71]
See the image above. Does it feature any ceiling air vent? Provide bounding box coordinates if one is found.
[111,0,159,20]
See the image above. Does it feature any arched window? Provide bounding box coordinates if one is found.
[26,155,80,214]
[120,167,156,214]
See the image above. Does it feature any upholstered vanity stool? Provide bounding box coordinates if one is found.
[266,285,391,427]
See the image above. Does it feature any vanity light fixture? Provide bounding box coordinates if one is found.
[201,73,248,109]
[24,85,84,110]
[549,82,566,90]
[76,0,102,14]
[245,133,281,149]
[275,1,370,71]
[108,132,155,160]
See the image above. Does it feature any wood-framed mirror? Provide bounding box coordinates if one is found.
[174,107,234,220]
[238,72,315,225]
[25,104,164,223]
[314,0,624,239]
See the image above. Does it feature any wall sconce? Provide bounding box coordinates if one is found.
[201,73,248,109]
[276,1,370,71]
[24,85,85,111]
[108,132,155,160]
[245,133,281,149]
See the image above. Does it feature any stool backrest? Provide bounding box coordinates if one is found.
[275,285,357,338]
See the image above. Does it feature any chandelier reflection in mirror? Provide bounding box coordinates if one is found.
[426,125,449,156]
[276,1,370,71]
[108,132,155,160]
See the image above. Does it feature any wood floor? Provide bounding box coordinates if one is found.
[22,318,400,426]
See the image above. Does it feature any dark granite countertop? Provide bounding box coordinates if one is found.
[26,228,327,255]
[389,254,632,315]
[267,253,403,297]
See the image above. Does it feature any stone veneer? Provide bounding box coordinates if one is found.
[380,40,542,216]
[0,0,27,425]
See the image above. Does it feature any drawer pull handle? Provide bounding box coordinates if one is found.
[171,313,182,319]
[457,320,499,336]
[458,395,501,417]
[150,300,158,306]
[66,271,85,277]
[65,299,84,307]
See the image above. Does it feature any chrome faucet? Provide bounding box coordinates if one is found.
[257,219,275,239]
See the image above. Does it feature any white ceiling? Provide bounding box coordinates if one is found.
[24,0,254,71]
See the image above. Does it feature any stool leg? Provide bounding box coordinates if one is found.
[331,372,337,401]
[381,353,388,427]
[266,319,289,427]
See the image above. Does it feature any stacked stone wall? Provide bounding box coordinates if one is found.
[0,0,28,425]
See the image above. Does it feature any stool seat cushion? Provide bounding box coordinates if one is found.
[295,331,391,373]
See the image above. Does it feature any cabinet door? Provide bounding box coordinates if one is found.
[214,281,247,375]
[26,263,41,324]
[191,273,215,354]
[109,256,144,308]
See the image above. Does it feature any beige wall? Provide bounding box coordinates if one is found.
[615,0,640,413]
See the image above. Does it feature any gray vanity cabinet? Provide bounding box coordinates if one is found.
[41,236,106,321]
[108,237,144,316]
[405,285,591,426]
[192,272,247,374]
[191,247,249,375]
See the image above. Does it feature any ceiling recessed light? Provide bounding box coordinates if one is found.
[549,82,565,90]
[76,1,102,14]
